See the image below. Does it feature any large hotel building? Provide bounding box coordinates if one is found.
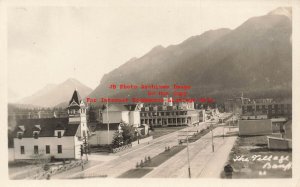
[140,97,205,127]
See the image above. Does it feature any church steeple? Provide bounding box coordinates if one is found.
[67,89,88,138]
[68,89,82,107]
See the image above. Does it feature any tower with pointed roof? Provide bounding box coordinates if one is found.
[67,89,88,138]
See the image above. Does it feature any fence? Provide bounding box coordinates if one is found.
[31,159,88,179]
[112,144,132,153]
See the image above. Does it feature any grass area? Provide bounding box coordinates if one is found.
[151,126,186,139]
[145,145,186,167]
[187,125,216,143]
[117,145,186,178]
[117,168,153,178]
[223,135,292,178]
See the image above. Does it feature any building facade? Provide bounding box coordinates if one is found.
[12,90,87,160]
[102,104,142,127]
[89,103,142,145]
[140,101,202,127]
[241,102,292,119]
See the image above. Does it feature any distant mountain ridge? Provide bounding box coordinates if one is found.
[17,78,92,108]
[88,7,292,104]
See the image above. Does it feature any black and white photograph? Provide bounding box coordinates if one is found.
[1,0,299,185]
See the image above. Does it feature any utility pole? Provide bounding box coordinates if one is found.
[135,128,140,144]
[211,124,214,152]
[186,129,191,178]
[106,98,110,145]
[84,135,88,161]
[223,124,225,139]
[80,145,84,171]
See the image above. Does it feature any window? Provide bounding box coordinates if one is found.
[58,131,62,138]
[17,132,23,139]
[33,132,39,139]
[57,145,62,154]
[46,145,50,154]
[34,146,38,154]
[20,146,25,154]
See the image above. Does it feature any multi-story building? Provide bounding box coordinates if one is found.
[140,101,203,127]
[102,103,142,128]
[89,103,143,145]
[224,94,250,114]
[12,90,88,160]
[241,101,292,119]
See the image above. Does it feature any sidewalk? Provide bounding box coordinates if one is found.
[195,135,237,178]
[144,127,237,178]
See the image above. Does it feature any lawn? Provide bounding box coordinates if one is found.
[187,125,216,143]
[223,135,292,178]
[144,145,186,167]
[117,168,153,178]
[151,126,186,139]
[117,145,186,178]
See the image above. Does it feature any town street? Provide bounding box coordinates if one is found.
[52,117,229,178]
[144,126,237,178]
[51,113,232,179]
[52,124,202,178]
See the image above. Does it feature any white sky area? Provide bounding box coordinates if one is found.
[7,0,291,99]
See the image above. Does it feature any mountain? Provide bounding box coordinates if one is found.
[89,7,292,104]
[17,78,92,107]
[268,7,292,20]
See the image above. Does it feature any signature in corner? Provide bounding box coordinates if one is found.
[233,154,290,163]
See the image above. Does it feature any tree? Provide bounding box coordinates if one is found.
[111,131,124,148]
[121,123,135,144]
[111,122,136,147]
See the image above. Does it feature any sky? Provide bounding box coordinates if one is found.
[7,0,292,100]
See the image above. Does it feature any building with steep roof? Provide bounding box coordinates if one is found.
[12,90,88,160]
[90,103,142,145]
[102,103,141,127]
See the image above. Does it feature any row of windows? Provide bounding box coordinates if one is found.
[69,109,86,114]
[20,145,62,154]
[18,131,63,139]
[242,109,290,114]
[141,111,188,117]
[242,104,291,110]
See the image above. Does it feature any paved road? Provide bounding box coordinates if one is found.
[54,124,210,179]
[144,126,237,178]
